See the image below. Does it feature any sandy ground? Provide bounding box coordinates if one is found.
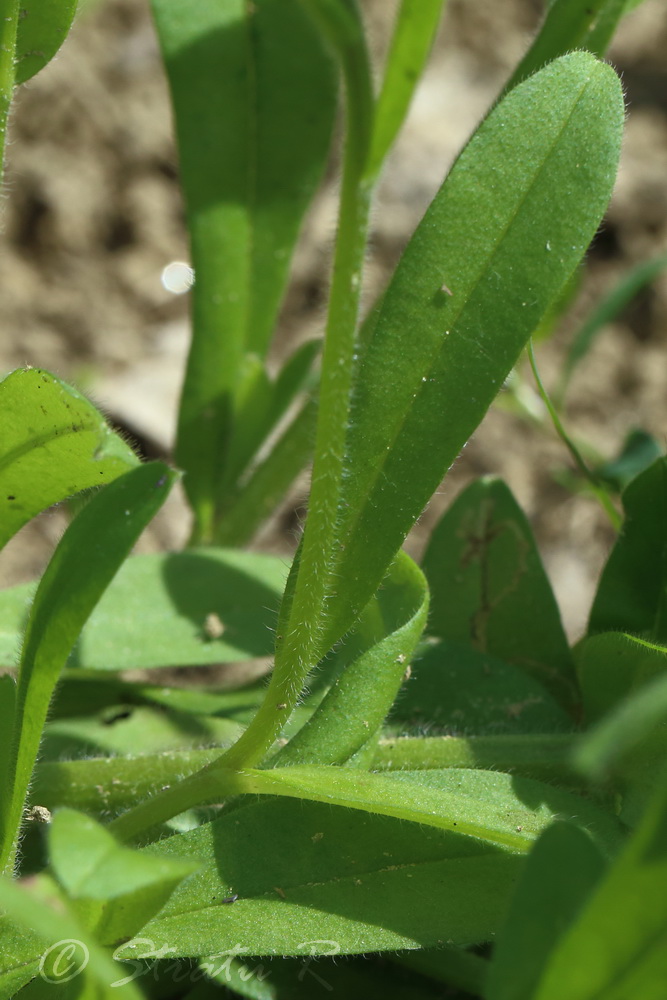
[1,0,667,640]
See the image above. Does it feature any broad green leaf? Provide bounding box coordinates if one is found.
[0,463,176,876]
[0,368,137,550]
[365,0,446,181]
[15,1,78,85]
[121,796,524,958]
[588,457,667,639]
[274,551,429,766]
[49,809,197,946]
[576,631,667,723]
[0,874,143,999]
[486,822,607,1000]
[151,0,336,537]
[422,478,576,708]
[312,53,624,657]
[390,639,574,734]
[0,548,288,670]
[532,775,667,1000]
[398,947,489,996]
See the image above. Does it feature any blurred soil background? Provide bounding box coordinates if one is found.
[1,0,667,640]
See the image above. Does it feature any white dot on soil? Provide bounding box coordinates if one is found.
[161,261,195,294]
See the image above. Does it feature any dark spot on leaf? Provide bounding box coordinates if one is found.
[7,496,15,501]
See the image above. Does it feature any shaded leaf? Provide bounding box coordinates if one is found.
[422,477,576,708]
[391,639,574,735]
[0,548,289,670]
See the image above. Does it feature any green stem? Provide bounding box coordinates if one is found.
[0,0,19,177]
[528,340,621,531]
[208,2,374,771]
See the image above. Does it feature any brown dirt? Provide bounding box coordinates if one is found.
[2,0,667,640]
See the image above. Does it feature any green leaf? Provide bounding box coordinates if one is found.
[238,766,623,857]
[274,551,429,766]
[0,547,288,670]
[0,368,138,550]
[390,639,574,735]
[0,463,176,876]
[150,0,337,537]
[588,457,667,640]
[0,874,143,998]
[121,795,524,958]
[49,808,197,946]
[315,53,624,657]
[422,477,577,708]
[576,631,667,724]
[486,823,607,1000]
[531,775,667,1000]
[365,0,446,181]
[15,0,78,85]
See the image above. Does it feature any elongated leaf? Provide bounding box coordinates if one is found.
[422,477,576,708]
[486,823,607,1000]
[49,809,197,946]
[151,0,336,536]
[311,53,624,656]
[588,457,667,639]
[532,776,667,1000]
[122,796,523,959]
[15,0,78,85]
[390,639,574,735]
[0,548,288,670]
[365,0,446,180]
[239,766,623,857]
[0,368,138,550]
[0,463,176,876]
[274,551,428,766]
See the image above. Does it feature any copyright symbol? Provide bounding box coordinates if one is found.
[39,939,90,984]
